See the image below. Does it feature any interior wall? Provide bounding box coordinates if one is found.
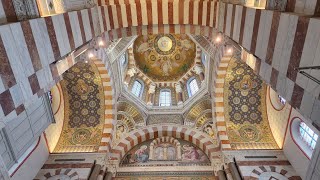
[44,83,65,153]
[34,153,105,179]
[224,150,300,179]
[266,87,291,148]
[283,108,313,178]
[10,135,49,180]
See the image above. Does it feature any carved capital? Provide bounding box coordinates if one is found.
[127,68,136,77]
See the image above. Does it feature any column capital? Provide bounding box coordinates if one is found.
[194,65,204,75]
[127,68,136,77]
[148,83,156,94]
[175,83,182,93]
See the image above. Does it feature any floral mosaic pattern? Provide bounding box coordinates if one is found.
[224,60,278,149]
[54,62,104,153]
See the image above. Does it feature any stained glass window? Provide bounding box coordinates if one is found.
[159,90,171,106]
[132,80,143,97]
[299,122,318,150]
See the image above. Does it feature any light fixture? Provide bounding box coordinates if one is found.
[215,36,221,43]
[227,47,233,54]
[98,40,104,47]
[85,60,88,63]
[88,52,94,58]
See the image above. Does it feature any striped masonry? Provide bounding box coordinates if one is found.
[91,59,114,153]
[96,0,220,32]
[91,46,118,153]
[213,55,233,150]
[240,165,301,180]
[0,1,18,24]
[0,0,319,152]
[0,6,102,122]
[285,0,320,16]
[110,125,220,161]
[219,2,320,125]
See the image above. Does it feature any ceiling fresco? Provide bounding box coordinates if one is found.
[54,62,104,153]
[224,59,278,149]
[133,34,196,81]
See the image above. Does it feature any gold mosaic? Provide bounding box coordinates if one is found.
[133,34,196,81]
[224,59,278,149]
[54,62,104,153]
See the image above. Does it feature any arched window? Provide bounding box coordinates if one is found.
[187,77,199,97]
[120,53,127,66]
[159,89,171,106]
[291,118,318,158]
[201,52,207,66]
[299,122,318,150]
[278,95,286,105]
[131,80,143,97]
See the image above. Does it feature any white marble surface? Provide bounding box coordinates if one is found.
[232,5,242,43]
[255,10,272,61]
[242,8,255,51]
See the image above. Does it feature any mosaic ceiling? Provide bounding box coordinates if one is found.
[133,34,196,81]
[54,62,104,153]
[224,59,278,149]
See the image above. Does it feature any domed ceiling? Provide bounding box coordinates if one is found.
[133,34,196,81]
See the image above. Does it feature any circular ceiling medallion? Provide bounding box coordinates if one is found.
[72,128,92,145]
[133,34,196,81]
[155,35,175,54]
[239,125,260,142]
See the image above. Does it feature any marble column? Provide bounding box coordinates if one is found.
[175,83,183,105]
[163,146,168,160]
[149,143,154,160]
[124,68,136,87]
[194,65,205,85]
[228,162,242,180]
[0,155,10,180]
[177,144,181,160]
[147,83,156,106]
[224,164,234,180]
[217,169,227,180]
[104,172,113,180]
[89,164,102,180]
[97,165,107,180]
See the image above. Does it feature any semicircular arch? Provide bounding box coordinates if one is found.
[110,125,220,163]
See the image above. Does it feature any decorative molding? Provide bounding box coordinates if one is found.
[12,0,39,20]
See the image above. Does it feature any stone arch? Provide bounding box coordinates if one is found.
[95,0,317,124]
[149,137,181,160]
[249,166,301,180]
[116,100,145,126]
[37,169,79,180]
[91,59,115,153]
[213,55,234,150]
[110,125,220,162]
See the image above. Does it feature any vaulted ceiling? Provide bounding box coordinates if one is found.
[133,34,196,82]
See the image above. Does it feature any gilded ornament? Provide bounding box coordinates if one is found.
[133,34,196,81]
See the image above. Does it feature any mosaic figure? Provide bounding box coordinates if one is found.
[135,145,149,163]
[181,145,199,161]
